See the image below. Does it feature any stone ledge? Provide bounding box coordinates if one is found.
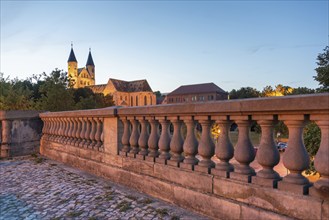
[41,147,304,220]
[213,177,323,220]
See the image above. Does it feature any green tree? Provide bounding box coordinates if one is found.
[290,87,315,95]
[303,122,321,175]
[314,46,329,92]
[0,73,34,110]
[229,87,260,99]
[36,69,75,111]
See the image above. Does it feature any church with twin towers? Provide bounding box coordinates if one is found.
[67,44,156,107]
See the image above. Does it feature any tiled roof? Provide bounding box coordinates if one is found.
[168,83,227,95]
[77,68,84,74]
[68,48,77,62]
[86,51,95,66]
[109,78,153,92]
[87,84,107,93]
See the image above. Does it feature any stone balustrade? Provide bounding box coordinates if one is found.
[39,94,329,220]
[40,108,114,152]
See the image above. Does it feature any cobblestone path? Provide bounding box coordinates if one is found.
[0,156,207,220]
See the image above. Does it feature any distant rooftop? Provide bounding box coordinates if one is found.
[168,82,227,96]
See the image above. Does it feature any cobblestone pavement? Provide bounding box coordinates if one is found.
[0,156,208,220]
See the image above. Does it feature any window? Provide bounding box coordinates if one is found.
[120,96,122,100]
[131,97,133,106]
[144,96,147,105]
[136,96,138,106]
[150,96,152,105]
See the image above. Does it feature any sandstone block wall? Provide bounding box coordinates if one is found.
[0,110,43,158]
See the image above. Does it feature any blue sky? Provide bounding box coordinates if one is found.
[1,1,328,93]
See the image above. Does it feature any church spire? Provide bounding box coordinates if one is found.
[68,42,77,62]
[86,48,95,66]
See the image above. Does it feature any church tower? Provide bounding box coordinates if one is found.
[86,48,95,82]
[67,43,78,88]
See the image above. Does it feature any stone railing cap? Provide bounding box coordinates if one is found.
[0,110,44,120]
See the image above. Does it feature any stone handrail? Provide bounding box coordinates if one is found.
[39,94,329,219]
[117,93,329,195]
[40,107,117,152]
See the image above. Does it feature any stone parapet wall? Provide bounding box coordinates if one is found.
[39,94,329,219]
[0,110,43,158]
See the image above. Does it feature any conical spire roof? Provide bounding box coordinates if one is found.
[68,48,77,62]
[86,49,95,66]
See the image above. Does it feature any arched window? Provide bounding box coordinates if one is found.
[150,96,152,105]
[144,96,147,105]
[131,97,133,106]
[136,96,139,106]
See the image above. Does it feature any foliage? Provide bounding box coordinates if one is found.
[154,91,162,98]
[261,84,293,97]
[229,87,260,99]
[289,87,316,95]
[314,46,329,92]
[0,73,35,110]
[36,69,76,111]
[303,122,321,175]
[0,69,114,111]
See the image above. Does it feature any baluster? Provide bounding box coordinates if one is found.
[70,118,77,145]
[128,117,140,157]
[279,116,310,195]
[55,118,61,142]
[137,116,149,159]
[74,117,82,146]
[67,118,75,145]
[180,116,199,170]
[50,118,56,141]
[75,117,84,147]
[230,117,256,182]
[146,117,159,162]
[95,117,102,150]
[90,117,97,148]
[59,117,65,143]
[63,118,71,144]
[100,121,104,151]
[194,116,215,174]
[253,116,281,188]
[87,118,94,148]
[52,118,57,142]
[312,115,329,197]
[157,117,171,164]
[212,116,234,177]
[120,117,131,156]
[79,117,86,147]
[168,116,184,167]
[84,117,91,148]
[66,118,72,144]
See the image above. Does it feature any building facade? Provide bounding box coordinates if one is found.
[88,79,156,107]
[166,82,228,104]
[67,45,156,107]
[68,45,95,89]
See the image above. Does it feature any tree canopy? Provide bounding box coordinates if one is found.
[314,46,329,92]
[0,69,114,111]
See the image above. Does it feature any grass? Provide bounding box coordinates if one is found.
[116,201,131,212]
[156,208,168,217]
[140,198,153,205]
[66,211,83,217]
[104,191,114,201]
